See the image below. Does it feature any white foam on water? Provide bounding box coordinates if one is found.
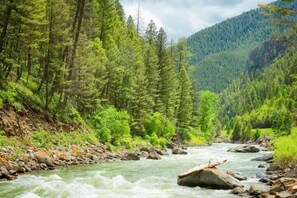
[0,143,271,198]
[16,192,41,198]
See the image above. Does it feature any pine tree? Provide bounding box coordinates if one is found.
[155,28,177,119]
[176,66,193,128]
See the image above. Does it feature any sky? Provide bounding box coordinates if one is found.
[120,0,275,41]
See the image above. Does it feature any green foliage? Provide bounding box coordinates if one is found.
[30,129,98,149]
[144,112,175,140]
[0,131,17,147]
[92,107,131,146]
[272,108,294,136]
[144,133,166,148]
[220,49,297,140]
[274,133,297,165]
[232,118,242,141]
[197,91,219,141]
[253,129,261,140]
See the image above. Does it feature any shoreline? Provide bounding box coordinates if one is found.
[1,142,296,198]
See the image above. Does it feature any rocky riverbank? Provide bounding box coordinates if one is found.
[227,145,297,198]
[0,141,187,181]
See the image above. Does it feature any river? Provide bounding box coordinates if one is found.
[0,143,270,198]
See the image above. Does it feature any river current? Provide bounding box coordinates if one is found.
[0,143,270,198]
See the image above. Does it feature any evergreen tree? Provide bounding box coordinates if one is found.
[176,66,192,128]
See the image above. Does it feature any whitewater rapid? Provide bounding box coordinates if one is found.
[0,143,270,198]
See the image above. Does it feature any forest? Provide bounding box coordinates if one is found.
[0,0,219,149]
[187,5,279,93]
[0,0,296,165]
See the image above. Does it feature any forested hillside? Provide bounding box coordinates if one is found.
[218,0,297,144]
[0,0,218,147]
[187,6,278,92]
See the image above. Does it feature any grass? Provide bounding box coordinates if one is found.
[0,129,99,149]
[251,128,274,139]
[273,132,297,165]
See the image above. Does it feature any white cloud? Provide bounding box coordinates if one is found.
[120,0,275,41]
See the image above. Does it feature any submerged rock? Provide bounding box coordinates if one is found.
[172,148,187,155]
[228,145,260,153]
[252,153,273,162]
[226,170,247,181]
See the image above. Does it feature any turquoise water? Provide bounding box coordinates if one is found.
[0,143,270,198]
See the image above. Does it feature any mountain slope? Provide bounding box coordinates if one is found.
[187,7,278,93]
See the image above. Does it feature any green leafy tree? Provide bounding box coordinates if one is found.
[197,91,219,140]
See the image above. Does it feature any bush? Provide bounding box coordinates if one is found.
[92,107,131,146]
[144,112,175,140]
[30,129,99,148]
[253,129,261,140]
[274,134,297,165]
[144,133,166,148]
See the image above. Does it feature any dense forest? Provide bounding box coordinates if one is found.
[187,5,280,93]
[0,0,219,147]
[217,0,297,164]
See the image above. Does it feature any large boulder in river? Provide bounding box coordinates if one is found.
[228,145,260,153]
[178,168,240,189]
[177,159,240,189]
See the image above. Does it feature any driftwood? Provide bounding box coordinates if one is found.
[178,158,227,178]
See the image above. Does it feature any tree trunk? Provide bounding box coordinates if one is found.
[63,0,85,107]
[0,0,13,53]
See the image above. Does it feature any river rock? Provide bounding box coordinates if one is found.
[172,148,187,155]
[156,149,168,156]
[275,191,294,198]
[248,184,270,195]
[147,151,162,160]
[0,167,9,178]
[271,178,297,193]
[58,152,73,161]
[227,170,247,181]
[178,168,240,189]
[34,151,54,167]
[231,187,246,195]
[258,164,266,168]
[228,145,260,153]
[166,142,177,149]
[252,153,273,162]
[121,153,140,161]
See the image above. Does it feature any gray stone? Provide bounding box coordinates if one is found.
[0,167,9,178]
[172,148,187,155]
[227,170,247,181]
[252,153,273,162]
[121,153,140,161]
[147,151,162,160]
[178,168,241,189]
[231,187,246,194]
[228,145,260,153]
[248,184,270,195]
